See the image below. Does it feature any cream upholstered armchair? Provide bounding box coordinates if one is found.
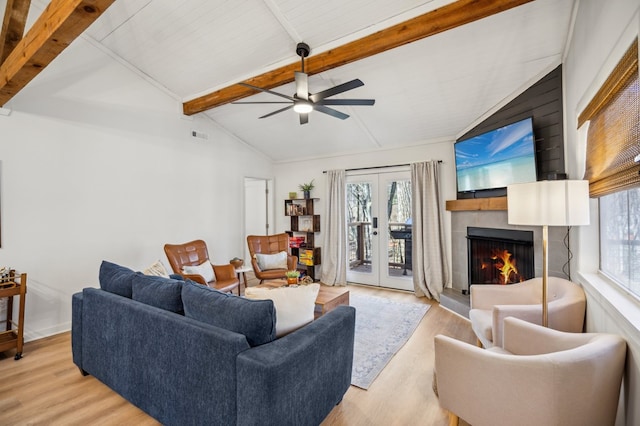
[435,317,627,426]
[469,276,586,348]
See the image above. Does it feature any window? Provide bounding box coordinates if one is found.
[600,188,640,297]
[580,38,639,298]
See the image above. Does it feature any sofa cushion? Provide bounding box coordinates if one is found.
[255,251,288,270]
[99,261,136,298]
[182,261,215,283]
[132,273,184,314]
[181,280,276,346]
[244,284,320,337]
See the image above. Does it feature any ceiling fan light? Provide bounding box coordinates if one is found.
[293,102,313,114]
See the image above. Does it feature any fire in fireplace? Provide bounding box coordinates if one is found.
[467,227,534,289]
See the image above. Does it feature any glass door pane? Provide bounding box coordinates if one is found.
[380,173,413,291]
[346,176,378,286]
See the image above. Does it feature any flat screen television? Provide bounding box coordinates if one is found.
[454,117,537,194]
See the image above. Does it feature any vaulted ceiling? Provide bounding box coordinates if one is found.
[1,0,576,162]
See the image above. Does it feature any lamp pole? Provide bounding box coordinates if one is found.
[542,224,548,327]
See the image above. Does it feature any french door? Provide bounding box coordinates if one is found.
[346,171,413,291]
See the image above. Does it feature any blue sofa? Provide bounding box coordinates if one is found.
[72,261,355,426]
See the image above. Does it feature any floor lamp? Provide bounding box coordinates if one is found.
[507,180,590,327]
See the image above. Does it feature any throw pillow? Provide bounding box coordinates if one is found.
[143,259,170,278]
[244,283,320,337]
[255,251,288,271]
[132,273,184,314]
[99,261,136,298]
[181,280,276,347]
[182,261,215,283]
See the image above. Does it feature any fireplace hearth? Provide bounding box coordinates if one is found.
[466,227,534,291]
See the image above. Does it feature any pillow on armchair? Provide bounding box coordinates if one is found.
[182,261,215,283]
[255,251,288,271]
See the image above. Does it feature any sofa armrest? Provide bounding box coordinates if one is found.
[71,292,84,370]
[237,305,355,426]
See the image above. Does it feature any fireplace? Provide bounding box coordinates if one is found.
[466,227,534,291]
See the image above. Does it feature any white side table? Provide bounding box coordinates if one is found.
[235,266,253,292]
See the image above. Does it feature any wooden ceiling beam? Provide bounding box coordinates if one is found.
[0,0,31,64]
[183,0,533,116]
[0,0,116,107]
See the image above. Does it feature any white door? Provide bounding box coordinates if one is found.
[346,171,413,291]
[244,178,273,261]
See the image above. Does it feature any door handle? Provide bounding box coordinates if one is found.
[373,217,378,228]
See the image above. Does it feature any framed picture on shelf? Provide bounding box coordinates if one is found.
[300,217,313,232]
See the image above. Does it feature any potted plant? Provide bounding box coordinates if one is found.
[299,180,315,199]
[285,270,300,285]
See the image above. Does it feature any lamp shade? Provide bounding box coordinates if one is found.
[507,180,590,226]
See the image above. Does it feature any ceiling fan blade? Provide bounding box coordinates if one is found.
[295,72,309,100]
[232,101,292,104]
[314,105,350,120]
[239,82,295,101]
[259,105,294,119]
[310,79,364,102]
[317,99,375,106]
[299,113,309,125]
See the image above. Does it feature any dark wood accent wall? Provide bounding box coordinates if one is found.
[457,65,564,199]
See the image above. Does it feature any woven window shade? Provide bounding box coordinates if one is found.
[579,38,639,198]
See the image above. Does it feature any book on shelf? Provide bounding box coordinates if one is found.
[287,203,307,216]
[289,236,305,248]
[299,249,314,266]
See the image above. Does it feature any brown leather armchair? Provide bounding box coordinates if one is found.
[246,233,298,283]
[164,240,240,294]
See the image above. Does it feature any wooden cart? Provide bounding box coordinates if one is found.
[0,271,27,360]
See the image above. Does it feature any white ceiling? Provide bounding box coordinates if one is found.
[30,0,575,162]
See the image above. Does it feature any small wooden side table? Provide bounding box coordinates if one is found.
[0,272,27,360]
[235,266,253,292]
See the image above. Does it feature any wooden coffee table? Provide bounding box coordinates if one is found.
[313,285,350,318]
[257,281,350,318]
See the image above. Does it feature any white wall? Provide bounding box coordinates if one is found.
[0,36,272,340]
[272,141,456,282]
[563,0,640,424]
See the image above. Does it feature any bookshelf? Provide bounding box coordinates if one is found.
[284,198,321,281]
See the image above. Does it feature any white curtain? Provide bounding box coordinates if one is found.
[321,170,347,286]
[411,161,449,300]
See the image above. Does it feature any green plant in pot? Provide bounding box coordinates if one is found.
[285,270,300,285]
[299,180,315,199]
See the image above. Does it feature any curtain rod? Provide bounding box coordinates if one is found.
[323,161,442,173]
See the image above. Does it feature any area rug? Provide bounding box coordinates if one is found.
[350,293,430,389]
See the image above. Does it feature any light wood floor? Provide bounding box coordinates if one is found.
[0,279,475,425]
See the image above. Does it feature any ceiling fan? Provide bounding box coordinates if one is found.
[232,43,375,125]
